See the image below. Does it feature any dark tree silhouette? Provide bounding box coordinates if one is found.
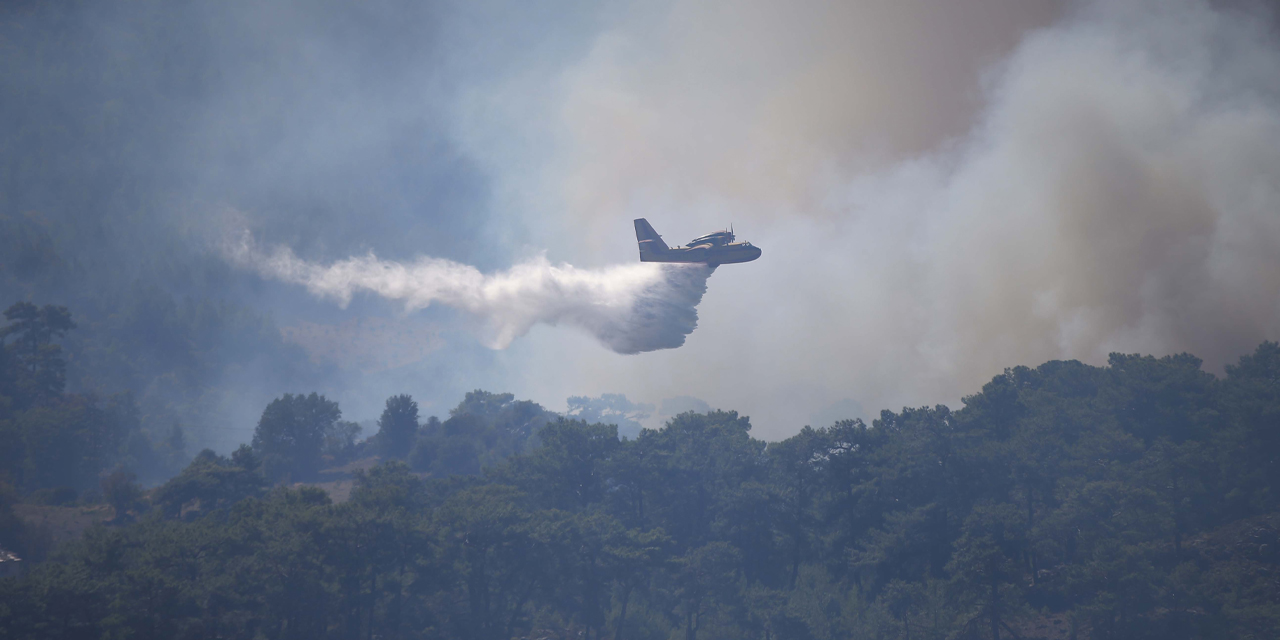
[376,394,419,459]
[252,393,341,482]
[1,302,75,403]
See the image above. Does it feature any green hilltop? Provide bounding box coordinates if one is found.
[4,302,1280,639]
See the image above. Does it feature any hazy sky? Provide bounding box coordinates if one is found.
[11,0,1280,441]
[402,0,1277,438]
[251,0,1280,438]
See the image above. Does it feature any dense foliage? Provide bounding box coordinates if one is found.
[253,392,344,483]
[404,391,558,478]
[4,332,1280,639]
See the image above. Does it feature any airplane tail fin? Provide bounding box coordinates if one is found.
[634,218,669,261]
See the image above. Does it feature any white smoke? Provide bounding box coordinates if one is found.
[445,0,1280,436]
[225,233,714,354]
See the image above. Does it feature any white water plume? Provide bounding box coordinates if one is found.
[226,233,714,354]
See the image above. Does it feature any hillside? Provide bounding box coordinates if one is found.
[3,330,1280,638]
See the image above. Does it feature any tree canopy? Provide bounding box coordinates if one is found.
[252,392,342,483]
[376,394,420,459]
[5,315,1280,638]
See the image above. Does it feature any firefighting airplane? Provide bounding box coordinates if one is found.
[633,218,762,266]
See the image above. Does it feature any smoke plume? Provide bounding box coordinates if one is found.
[454,0,1280,435]
[23,0,1280,440]
[227,233,714,354]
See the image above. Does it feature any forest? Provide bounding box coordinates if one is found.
[2,301,1280,640]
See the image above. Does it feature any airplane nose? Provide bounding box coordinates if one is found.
[752,246,763,259]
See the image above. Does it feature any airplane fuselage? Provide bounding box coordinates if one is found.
[639,242,762,265]
[634,218,762,266]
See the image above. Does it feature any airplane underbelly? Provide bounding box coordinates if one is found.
[640,246,759,264]
[710,248,761,264]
